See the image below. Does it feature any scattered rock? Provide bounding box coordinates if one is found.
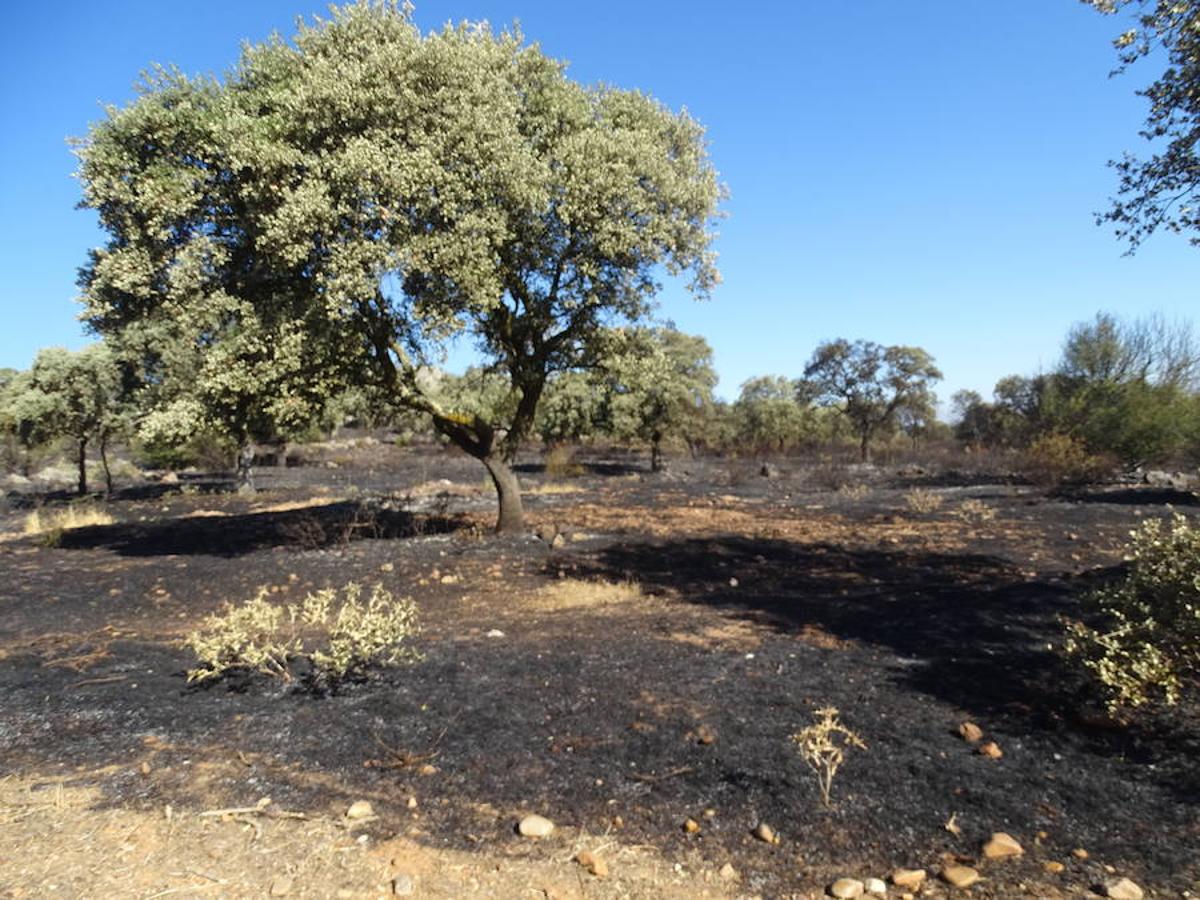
[406,796,418,809]
[752,823,779,844]
[485,629,505,638]
[864,877,887,896]
[517,814,555,838]
[439,574,459,585]
[829,877,864,898]
[575,850,608,878]
[891,869,926,890]
[269,876,293,896]
[1104,878,1144,900]
[958,722,984,743]
[550,532,566,549]
[728,577,739,587]
[1043,861,1065,875]
[346,800,374,820]
[418,764,439,776]
[1072,848,1089,860]
[719,863,738,881]
[694,724,717,745]
[982,832,1023,859]
[941,865,980,888]
[702,807,717,819]
[391,873,415,896]
[683,818,701,834]
[977,741,1004,759]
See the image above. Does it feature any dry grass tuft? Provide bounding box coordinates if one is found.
[904,488,944,514]
[23,504,115,543]
[836,483,870,501]
[526,482,585,496]
[544,446,585,480]
[250,497,346,515]
[955,498,996,523]
[530,577,646,610]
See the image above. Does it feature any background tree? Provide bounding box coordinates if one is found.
[1085,0,1200,248]
[1,346,124,495]
[733,376,809,455]
[603,327,718,471]
[76,3,722,531]
[536,371,606,447]
[802,339,942,462]
[1045,312,1199,466]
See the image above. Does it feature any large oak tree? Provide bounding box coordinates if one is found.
[77,1,722,531]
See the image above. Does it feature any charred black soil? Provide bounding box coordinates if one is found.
[1,449,1197,899]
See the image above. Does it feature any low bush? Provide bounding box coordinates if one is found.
[186,582,421,686]
[1064,512,1200,711]
[1019,433,1110,487]
[955,498,996,524]
[904,488,944,514]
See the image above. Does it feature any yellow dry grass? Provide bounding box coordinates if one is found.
[22,504,114,538]
[249,497,346,514]
[529,577,646,610]
[525,482,585,496]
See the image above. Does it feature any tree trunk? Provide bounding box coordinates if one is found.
[236,440,255,493]
[650,433,664,473]
[100,431,113,495]
[76,437,88,496]
[859,431,871,463]
[481,454,524,533]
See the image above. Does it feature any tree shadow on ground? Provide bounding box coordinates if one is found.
[515,461,645,477]
[567,534,1199,796]
[55,501,468,558]
[1059,486,1199,507]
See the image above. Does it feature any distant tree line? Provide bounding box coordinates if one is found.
[951,312,1200,471]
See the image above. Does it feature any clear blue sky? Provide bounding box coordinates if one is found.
[1,1,1195,403]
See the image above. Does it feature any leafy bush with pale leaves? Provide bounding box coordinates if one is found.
[1064,512,1200,710]
[186,582,420,685]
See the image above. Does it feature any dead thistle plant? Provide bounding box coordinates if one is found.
[791,706,866,807]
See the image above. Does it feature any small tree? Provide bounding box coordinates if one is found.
[733,375,809,455]
[802,340,942,462]
[1,346,124,495]
[604,327,718,471]
[536,371,607,447]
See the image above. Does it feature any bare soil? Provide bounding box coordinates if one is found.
[1,447,1197,899]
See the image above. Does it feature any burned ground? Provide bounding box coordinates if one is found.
[0,448,1197,899]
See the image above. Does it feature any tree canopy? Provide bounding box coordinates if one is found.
[1086,0,1200,248]
[76,1,722,530]
[802,340,942,462]
[0,345,124,494]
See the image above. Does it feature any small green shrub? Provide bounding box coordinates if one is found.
[186,582,421,685]
[1064,512,1200,711]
